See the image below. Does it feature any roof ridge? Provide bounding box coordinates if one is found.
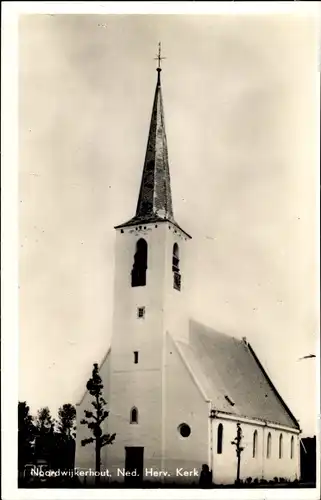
[189,318,242,343]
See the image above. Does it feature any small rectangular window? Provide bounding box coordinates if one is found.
[134,351,139,364]
[137,307,145,318]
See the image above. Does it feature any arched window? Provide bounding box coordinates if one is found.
[279,434,283,459]
[267,432,272,459]
[253,430,258,458]
[172,243,181,291]
[130,407,138,424]
[290,436,294,459]
[131,239,148,287]
[217,423,223,454]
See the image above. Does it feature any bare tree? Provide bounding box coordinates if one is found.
[231,422,244,484]
[80,363,115,485]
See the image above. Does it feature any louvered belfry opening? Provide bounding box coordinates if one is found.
[172,243,181,291]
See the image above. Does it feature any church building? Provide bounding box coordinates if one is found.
[75,54,301,486]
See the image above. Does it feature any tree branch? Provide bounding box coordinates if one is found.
[81,437,94,446]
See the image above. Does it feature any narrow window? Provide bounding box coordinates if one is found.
[290,436,294,459]
[130,407,138,424]
[253,430,258,458]
[279,433,283,459]
[137,307,145,318]
[267,432,272,459]
[134,351,139,364]
[217,423,223,454]
[131,239,148,287]
[172,243,181,291]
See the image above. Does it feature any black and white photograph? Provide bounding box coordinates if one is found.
[2,2,320,499]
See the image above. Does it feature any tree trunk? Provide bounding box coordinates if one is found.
[236,452,241,484]
[95,439,101,486]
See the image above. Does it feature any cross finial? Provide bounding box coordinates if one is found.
[154,42,166,71]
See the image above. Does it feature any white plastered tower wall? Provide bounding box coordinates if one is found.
[162,223,190,343]
[105,219,191,481]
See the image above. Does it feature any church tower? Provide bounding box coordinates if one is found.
[105,47,192,477]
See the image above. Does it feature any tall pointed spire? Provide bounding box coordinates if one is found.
[135,48,174,222]
[115,45,191,238]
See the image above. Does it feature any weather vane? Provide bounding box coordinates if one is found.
[154,42,166,70]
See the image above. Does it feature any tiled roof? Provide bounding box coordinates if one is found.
[175,320,299,429]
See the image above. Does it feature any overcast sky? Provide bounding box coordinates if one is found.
[18,13,318,436]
